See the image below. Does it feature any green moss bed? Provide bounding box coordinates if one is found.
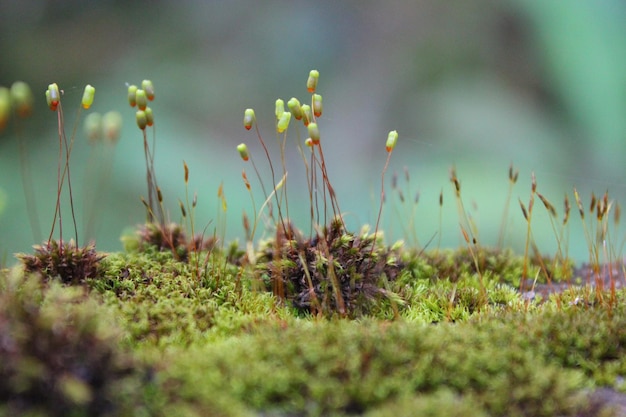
[3,235,626,417]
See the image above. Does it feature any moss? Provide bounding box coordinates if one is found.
[0,271,148,417]
[5,242,626,416]
[17,240,104,285]
[364,390,488,417]
[505,302,626,388]
[91,250,292,347]
[254,220,406,318]
[125,222,217,262]
[157,318,591,416]
[93,247,624,415]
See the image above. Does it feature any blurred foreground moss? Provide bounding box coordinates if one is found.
[0,271,152,417]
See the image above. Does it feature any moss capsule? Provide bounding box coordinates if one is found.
[144,107,154,126]
[135,89,148,111]
[136,110,147,130]
[10,81,33,118]
[127,84,138,107]
[141,79,155,101]
[237,143,249,161]
[81,84,95,109]
[307,70,319,93]
[275,99,285,119]
[287,97,303,120]
[304,137,314,147]
[301,104,312,126]
[243,108,255,130]
[277,111,291,133]
[307,122,320,144]
[46,83,60,111]
[385,130,398,152]
[312,93,322,117]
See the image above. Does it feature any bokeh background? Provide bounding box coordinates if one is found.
[1,0,625,264]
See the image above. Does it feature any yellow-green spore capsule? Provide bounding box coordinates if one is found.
[386,130,398,152]
[301,104,312,126]
[0,87,10,131]
[287,97,303,120]
[102,111,122,143]
[312,93,322,117]
[275,98,285,119]
[141,79,155,101]
[47,83,60,110]
[135,89,148,111]
[276,111,291,133]
[243,108,255,130]
[307,70,319,93]
[307,122,320,144]
[81,84,95,109]
[84,112,102,143]
[127,84,138,107]
[136,110,147,130]
[237,143,249,161]
[144,107,154,126]
[10,81,33,118]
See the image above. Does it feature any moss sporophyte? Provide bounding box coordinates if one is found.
[2,70,626,416]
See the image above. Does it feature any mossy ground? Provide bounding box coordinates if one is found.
[4,70,623,416]
[3,238,626,417]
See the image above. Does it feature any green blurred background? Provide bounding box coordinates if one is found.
[1,0,625,264]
